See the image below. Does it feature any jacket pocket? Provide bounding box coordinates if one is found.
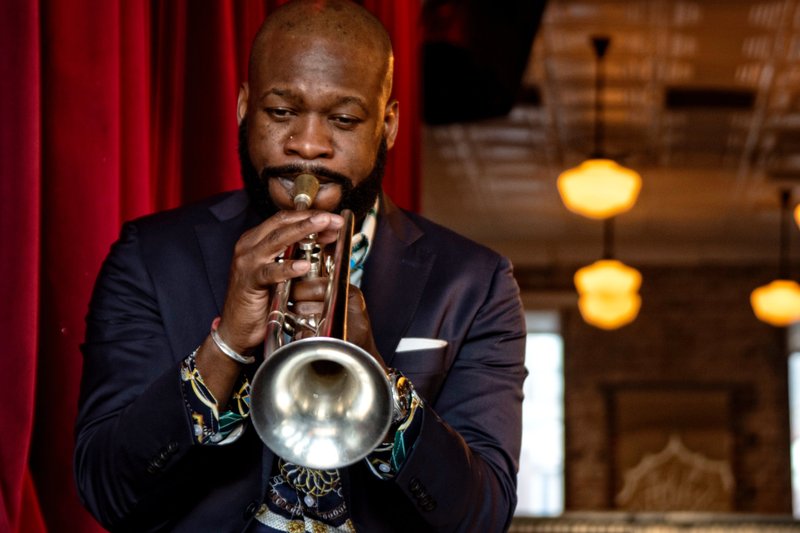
[391,342,448,401]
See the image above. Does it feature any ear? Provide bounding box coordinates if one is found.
[383,99,399,150]
[237,83,249,124]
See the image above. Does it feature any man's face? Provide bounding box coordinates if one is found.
[238,32,398,216]
[239,121,387,221]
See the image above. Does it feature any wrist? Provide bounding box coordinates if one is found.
[387,368,413,423]
[210,317,256,365]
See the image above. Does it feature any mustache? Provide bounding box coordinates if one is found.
[259,164,351,187]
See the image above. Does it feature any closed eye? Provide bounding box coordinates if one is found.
[330,115,361,130]
[265,107,295,120]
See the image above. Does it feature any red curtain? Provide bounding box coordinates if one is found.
[0,0,45,530]
[2,1,420,531]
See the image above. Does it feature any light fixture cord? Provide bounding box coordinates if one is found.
[591,36,611,159]
[779,189,791,279]
[602,217,615,259]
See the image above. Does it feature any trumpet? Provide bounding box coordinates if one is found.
[249,174,394,469]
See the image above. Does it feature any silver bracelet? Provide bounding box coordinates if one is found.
[210,323,255,365]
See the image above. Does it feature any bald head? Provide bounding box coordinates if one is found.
[249,0,394,99]
[236,0,400,216]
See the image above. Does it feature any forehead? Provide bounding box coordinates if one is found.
[252,33,387,106]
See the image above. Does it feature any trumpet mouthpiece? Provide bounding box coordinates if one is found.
[293,174,320,210]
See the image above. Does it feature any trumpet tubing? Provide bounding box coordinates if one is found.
[250,174,393,469]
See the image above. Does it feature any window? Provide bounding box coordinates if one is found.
[515,311,564,516]
[787,324,800,517]
[790,351,800,517]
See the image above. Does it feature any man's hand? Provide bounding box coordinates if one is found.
[195,209,343,406]
[291,279,385,371]
[344,284,384,370]
[216,210,344,354]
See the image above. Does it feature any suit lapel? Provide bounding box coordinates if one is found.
[194,191,260,314]
[361,196,435,367]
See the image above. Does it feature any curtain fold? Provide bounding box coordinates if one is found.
[179,0,241,203]
[0,0,44,530]
[363,0,422,212]
[121,0,154,222]
[3,1,420,530]
[35,0,128,530]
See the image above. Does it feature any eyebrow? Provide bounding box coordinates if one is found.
[259,88,370,114]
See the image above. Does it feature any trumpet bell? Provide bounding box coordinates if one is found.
[250,337,394,469]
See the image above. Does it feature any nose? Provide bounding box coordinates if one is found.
[285,115,333,160]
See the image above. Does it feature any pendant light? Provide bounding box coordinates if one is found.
[751,190,800,326]
[557,36,642,219]
[793,202,800,230]
[575,218,642,330]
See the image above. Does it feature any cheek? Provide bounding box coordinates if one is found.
[339,138,381,185]
[312,186,343,211]
[267,180,293,210]
[248,123,283,168]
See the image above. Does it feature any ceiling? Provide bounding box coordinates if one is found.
[421,0,800,268]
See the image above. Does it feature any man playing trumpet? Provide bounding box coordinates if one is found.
[75,1,527,531]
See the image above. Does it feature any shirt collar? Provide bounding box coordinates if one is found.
[349,198,379,287]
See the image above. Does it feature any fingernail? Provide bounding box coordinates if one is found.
[292,260,310,272]
[310,213,329,224]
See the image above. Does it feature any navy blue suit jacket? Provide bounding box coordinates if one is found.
[75,190,526,532]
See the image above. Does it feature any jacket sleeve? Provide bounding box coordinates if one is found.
[74,222,253,532]
[394,255,527,532]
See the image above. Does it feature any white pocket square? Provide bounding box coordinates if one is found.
[396,337,448,352]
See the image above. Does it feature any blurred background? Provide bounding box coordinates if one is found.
[420,0,800,530]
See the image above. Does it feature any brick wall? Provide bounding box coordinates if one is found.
[517,264,793,514]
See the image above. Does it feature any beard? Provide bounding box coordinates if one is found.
[238,121,386,222]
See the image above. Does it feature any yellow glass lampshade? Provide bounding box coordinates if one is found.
[750,279,800,326]
[574,259,642,295]
[574,260,642,329]
[557,158,642,219]
[578,291,642,330]
[794,204,800,230]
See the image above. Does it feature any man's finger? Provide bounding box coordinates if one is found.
[291,278,328,301]
[254,259,310,287]
[252,212,342,261]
